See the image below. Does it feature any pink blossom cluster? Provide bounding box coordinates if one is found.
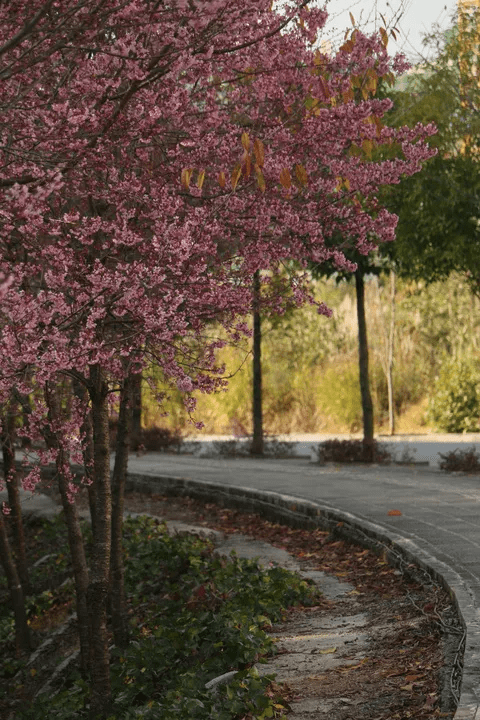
[0,1,435,488]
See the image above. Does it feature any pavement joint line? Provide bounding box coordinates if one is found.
[125,470,480,720]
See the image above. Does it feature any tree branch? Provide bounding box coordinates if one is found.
[0,0,55,58]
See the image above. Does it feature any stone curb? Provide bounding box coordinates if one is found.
[125,471,480,720]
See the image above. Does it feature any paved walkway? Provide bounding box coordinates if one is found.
[126,447,480,720]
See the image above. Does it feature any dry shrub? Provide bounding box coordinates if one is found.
[317,438,391,464]
[439,447,480,473]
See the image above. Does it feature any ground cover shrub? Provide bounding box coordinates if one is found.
[439,446,480,473]
[135,426,183,453]
[315,438,391,464]
[0,514,81,696]
[13,515,317,719]
[211,438,250,457]
[211,436,295,458]
[262,438,295,459]
[109,421,183,453]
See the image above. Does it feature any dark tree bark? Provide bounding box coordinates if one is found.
[72,378,97,537]
[130,371,142,451]
[1,404,30,594]
[87,364,112,719]
[355,269,374,461]
[0,511,32,654]
[110,375,132,649]
[44,383,91,680]
[57,463,91,679]
[251,270,264,456]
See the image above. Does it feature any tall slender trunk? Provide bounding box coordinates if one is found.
[130,372,142,451]
[1,405,30,593]
[110,375,132,649]
[387,272,396,436]
[72,379,97,538]
[0,511,32,654]
[44,383,91,680]
[19,393,31,448]
[251,270,264,456]
[88,365,112,719]
[355,269,374,460]
[56,458,91,679]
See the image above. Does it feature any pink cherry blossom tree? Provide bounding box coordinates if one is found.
[0,2,435,716]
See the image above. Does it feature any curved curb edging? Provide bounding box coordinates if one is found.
[126,471,480,720]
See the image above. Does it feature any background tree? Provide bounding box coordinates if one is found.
[375,5,480,434]
[311,248,389,458]
[384,4,480,289]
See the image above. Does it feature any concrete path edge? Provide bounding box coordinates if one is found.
[125,471,479,720]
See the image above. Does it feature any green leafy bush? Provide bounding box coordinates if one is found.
[16,515,316,720]
[428,358,480,432]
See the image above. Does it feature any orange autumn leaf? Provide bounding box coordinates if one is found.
[387,509,402,516]
[279,167,291,189]
[231,163,242,190]
[253,138,265,168]
[181,167,193,189]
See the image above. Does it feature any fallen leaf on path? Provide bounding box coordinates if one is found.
[388,509,402,516]
[338,658,369,672]
[319,647,337,654]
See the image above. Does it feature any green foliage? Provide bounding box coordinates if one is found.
[16,515,316,719]
[0,513,81,661]
[385,154,480,287]
[131,274,480,436]
[138,279,355,435]
[382,8,480,291]
[428,357,480,433]
[315,361,362,432]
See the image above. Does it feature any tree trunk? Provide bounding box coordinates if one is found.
[130,371,142,451]
[56,458,91,679]
[72,378,97,538]
[251,270,264,456]
[110,375,132,649]
[387,272,396,436]
[0,511,32,654]
[87,365,112,719]
[44,382,91,678]
[1,405,30,594]
[355,269,374,461]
